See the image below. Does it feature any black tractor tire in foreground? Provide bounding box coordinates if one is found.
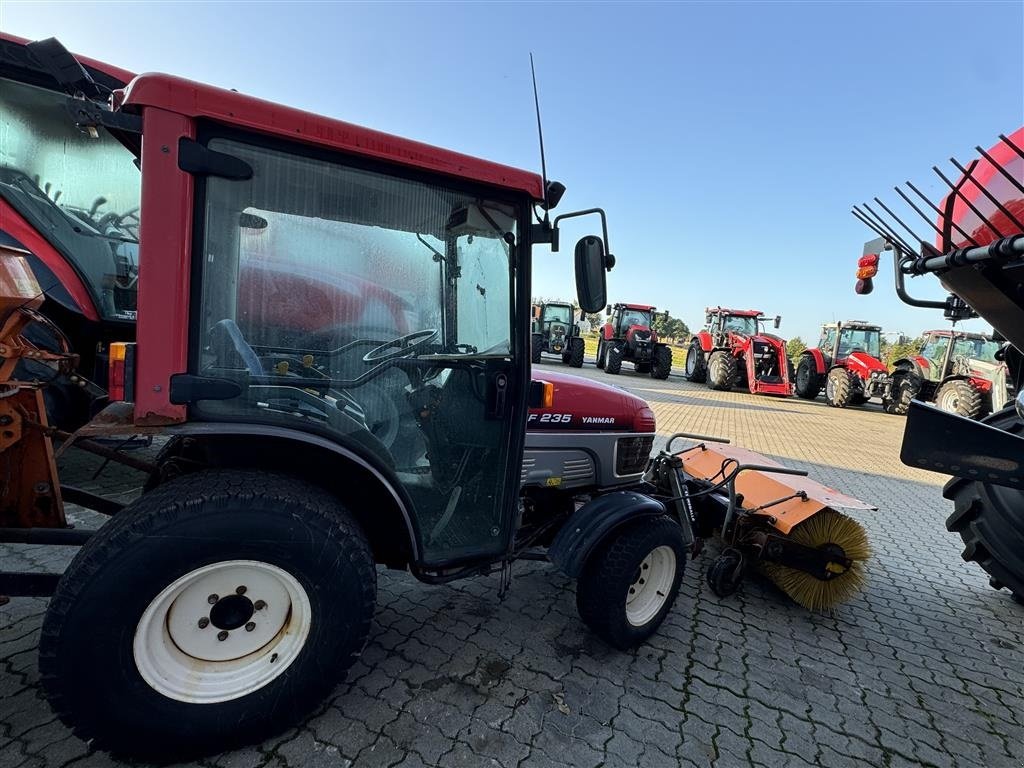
[577,516,686,650]
[706,350,737,391]
[935,379,984,420]
[945,407,1024,602]
[606,343,623,375]
[825,367,856,408]
[882,369,917,415]
[531,334,543,364]
[684,339,707,383]
[39,470,376,761]
[794,355,821,400]
[651,345,672,379]
[564,337,585,368]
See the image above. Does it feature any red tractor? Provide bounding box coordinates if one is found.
[684,307,792,396]
[596,302,672,379]
[794,320,899,409]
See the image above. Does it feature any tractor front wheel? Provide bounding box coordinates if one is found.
[565,337,586,368]
[882,370,917,415]
[531,334,543,364]
[576,517,686,650]
[38,470,376,761]
[946,407,1024,602]
[606,344,623,375]
[596,340,606,369]
[684,339,707,382]
[651,345,672,380]
[794,355,821,400]
[706,350,737,391]
[936,379,984,420]
[825,368,856,408]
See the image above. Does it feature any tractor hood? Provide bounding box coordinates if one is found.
[845,351,887,374]
[528,371,655,432]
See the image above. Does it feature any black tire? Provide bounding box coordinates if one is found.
[945,407,1024,602]
[567,337,585,368]
[606,343,623,375]
[684,339,707,383]
[706,350,737,391]
[39,470,376,761]
[882,370,917,415]
[576,516,686,650]
[935,379,984,420]
[794,355,822,400]
[531,334,543,364]
[824,367,855,408]
[706,549,745,598]
[651,345,672,379]
[596,340,606,369]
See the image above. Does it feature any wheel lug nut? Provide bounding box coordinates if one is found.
[198,617,210,629]
[217,630,229,641]
[245,622,256,632]
[254,600,266,610]
[208,594,219,605]
[236,585,247,595]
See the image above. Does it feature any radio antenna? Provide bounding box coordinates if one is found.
[530,53,550,218]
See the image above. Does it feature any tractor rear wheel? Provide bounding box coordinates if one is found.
[825,368,856,408]
[936,379,984,420]
[684,339,707,382]
[38,470,375,761]
[794,355,821,400]
[566,337,585,368]
[576,516,686,650]
[945,407,1024,602]
[651,346,672,379]
[606,343,623,375]
[882,370,917,415]
[706,350,737,391]
[531,334,543,364]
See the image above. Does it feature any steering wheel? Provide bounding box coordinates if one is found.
[363,329,439,363]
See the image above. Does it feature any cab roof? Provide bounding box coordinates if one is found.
[706,307,762,317]
[120,73,545,200]
[823,320,881,330]
[924,329,991,341]
[614,303,656,311]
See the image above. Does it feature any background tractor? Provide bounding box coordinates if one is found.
[684,307,792,396]
[596,302,672,379]
[531,301,584,367]
[794,320,900,410]
[891,328,1010,420]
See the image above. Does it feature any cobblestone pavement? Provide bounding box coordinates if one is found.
[3,362,1023,768]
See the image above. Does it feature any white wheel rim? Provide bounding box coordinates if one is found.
[826,376,835,399]
[625,545,676,627]
[133,560,312,704]
[939,388,958,411]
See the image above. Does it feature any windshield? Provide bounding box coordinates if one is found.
[722,315,757,335]
[838,328,881,358]
[543,305,573,325]
[0,76,140,320]
[621,309,651,328]
[953,337,1000,363]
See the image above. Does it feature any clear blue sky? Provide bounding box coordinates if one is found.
[5,1,1022,342]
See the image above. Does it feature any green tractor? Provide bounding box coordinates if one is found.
[531,301,585,367]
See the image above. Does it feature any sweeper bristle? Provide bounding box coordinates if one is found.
[761,510,871,612]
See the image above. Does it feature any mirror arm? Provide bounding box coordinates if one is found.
[552,208,613,268]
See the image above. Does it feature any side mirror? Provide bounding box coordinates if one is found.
[532,305,542,320]
[774,315,782,329]
[662,311,670,321]
[573,235,607,313]
[605,304,612,314]
[705,313,712,326]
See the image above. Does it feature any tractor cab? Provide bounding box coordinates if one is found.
[818,321,882,366]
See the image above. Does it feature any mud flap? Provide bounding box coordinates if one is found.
[901,400,1024,486]
[548,491,668,578]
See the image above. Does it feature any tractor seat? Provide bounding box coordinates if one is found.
[210,318,264,376]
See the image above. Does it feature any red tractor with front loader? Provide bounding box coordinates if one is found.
[684,307,793,396]
[794,320,900,409]
[596,302,673,378]
[0,35,874,761]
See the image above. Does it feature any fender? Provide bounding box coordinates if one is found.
[695,330,714,353]
[943,374,992,393]
[601,323,614,341]
[892,357,925,377]
[548,490,667,578]
[805,348,826,374]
